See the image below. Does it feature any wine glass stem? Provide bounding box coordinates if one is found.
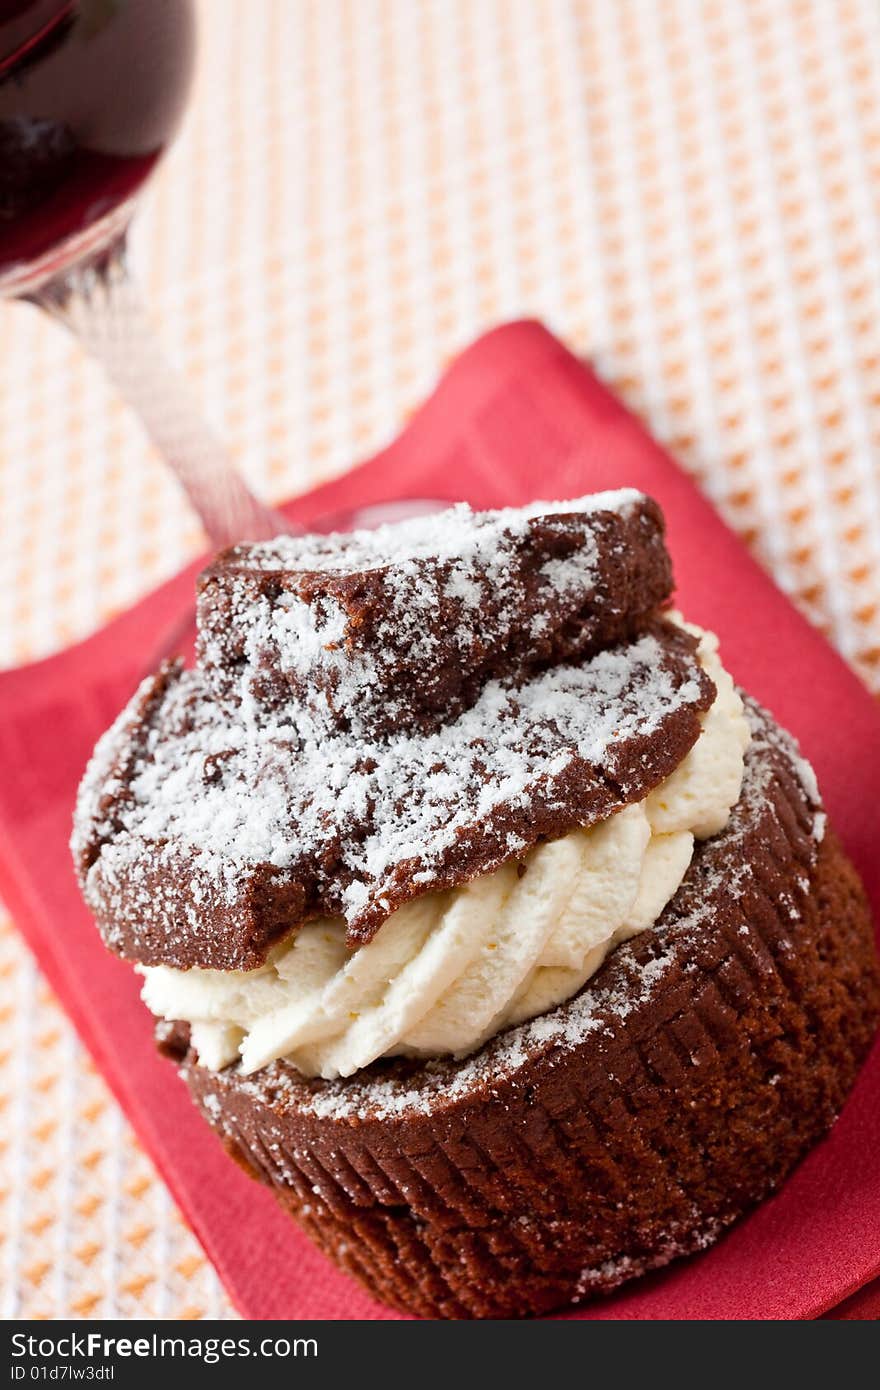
[29,241,288,547]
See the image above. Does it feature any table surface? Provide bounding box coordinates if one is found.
[2,0,879,1320]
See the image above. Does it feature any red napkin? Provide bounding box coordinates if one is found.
[1,322,878,1321]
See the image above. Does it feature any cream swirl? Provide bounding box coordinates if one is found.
[139,620,750,1080]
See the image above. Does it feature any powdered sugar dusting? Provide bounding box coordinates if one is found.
[195,490,665,740]
[232,491,642,573]
[75,625,710,944]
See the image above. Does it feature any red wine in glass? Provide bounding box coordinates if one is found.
[0,0,196,292]
[0,0,285,545]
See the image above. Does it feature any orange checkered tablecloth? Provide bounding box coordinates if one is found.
[2,0,879,1320]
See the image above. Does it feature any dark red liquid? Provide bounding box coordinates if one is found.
[0,0,195,289]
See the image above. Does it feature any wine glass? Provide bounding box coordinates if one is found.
[1,0,445,675]
[0,0,285,547]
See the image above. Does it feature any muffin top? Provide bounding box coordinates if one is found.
[72,492,715,972]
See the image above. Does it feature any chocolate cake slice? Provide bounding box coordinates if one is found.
[71,488,879,1320]
[196,491,672,735]
[72,617,713,971]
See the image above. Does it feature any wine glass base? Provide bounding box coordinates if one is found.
[330,497,447,530]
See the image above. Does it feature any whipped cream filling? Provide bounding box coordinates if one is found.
[139,620,750,1080]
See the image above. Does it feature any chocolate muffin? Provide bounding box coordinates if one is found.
[71,491,880,1319]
